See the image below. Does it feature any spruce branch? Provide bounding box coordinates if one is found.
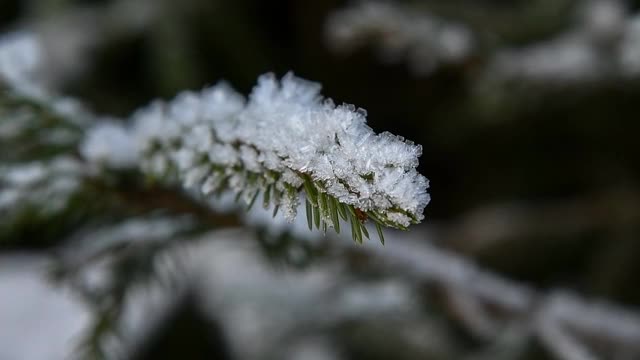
[82,72,431,243]
[1,29,430,244]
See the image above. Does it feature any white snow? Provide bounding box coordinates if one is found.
[80,120,138,169]
[0,32,42,96]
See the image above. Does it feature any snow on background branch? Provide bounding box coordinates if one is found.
[326,1,475,75]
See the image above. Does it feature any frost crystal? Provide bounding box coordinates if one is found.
[82,72,430,234]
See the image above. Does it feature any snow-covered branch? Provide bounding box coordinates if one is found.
[1,28,431,244]
[327,0,640,86]
[325,1,474,75]
[81,73,431,243]
[360,236,640,359]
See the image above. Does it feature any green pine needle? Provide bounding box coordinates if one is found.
[303,175,318,206]
[349,217,357,244]
[337,202,348,221]
[313,202,321,229]
[349,211,363,244]
[329,197,340,234]
[247,190,260,210]
[305,199,313,230]
[360,222,370,240]
[263,185,271,209]
[318,191,326,217]
[375,222,385,245]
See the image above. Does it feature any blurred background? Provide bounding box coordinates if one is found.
[2,0,640,359]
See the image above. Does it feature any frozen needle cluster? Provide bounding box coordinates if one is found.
[84,72,430,242]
